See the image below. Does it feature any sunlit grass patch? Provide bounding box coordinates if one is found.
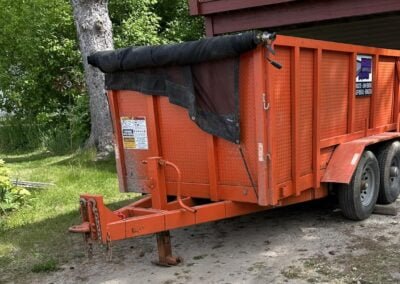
[0,149,138,281]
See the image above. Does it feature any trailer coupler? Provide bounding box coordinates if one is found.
[69,156,266,264]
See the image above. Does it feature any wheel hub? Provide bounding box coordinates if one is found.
[390,166,399,178]
[360,167,375,206]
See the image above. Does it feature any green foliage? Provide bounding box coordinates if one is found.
[0,160,30,214]
[0,118,42,152]
[0,0,88,152]
[0,0,84,118]
[156,0,204,43]
[0,94,90,153]
[110,0,204,48]
[0,150,137,281]
[0,0,204,152]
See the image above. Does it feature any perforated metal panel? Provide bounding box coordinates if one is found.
[320,51,349,139]
[216,52,257,187]
[353,96,370,132]
[271,46,292,184]
[299,49,314,176]
[157,97,210,184]
[109,35,400,207]
[375,57,395,127]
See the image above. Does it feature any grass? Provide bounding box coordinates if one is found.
[0,149,138,282]
[31,259,59,273]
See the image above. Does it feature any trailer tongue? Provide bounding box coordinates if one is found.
[70,32,400,264]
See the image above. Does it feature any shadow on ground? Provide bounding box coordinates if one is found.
[50,153,117,174]
[3,151,54,164]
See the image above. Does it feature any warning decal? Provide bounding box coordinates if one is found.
[121,117,149,150]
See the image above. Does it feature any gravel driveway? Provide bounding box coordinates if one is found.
[30,199,400,284]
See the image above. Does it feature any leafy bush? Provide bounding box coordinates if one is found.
[110,0,204,48]
[0,160,30,214]
[0,118,42,152]
[0,0,203,153]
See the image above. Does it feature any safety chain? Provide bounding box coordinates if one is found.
[89,199,102,242]
[83,234,93,259]
[106,232,112,262]
[79,198,87,220]
[79,198,93,258]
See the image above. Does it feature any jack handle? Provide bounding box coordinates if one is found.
[163,160,196,213]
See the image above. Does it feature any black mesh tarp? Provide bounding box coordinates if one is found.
[88,31,262,143]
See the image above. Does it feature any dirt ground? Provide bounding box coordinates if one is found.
[26,199,400,284]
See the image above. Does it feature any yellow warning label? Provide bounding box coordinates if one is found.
[120,117,148,150]
[123,137,136,149]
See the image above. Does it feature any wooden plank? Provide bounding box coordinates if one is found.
[188,0,199,15]
[373,204,398,216]
[209,0,400,35]
[205,17,214,37]
[191,0,295,15]
[11,180,54,188]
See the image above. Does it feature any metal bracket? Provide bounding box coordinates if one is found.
[263,93,270,110]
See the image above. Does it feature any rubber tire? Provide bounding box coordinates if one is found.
[377,141,400,204]
[338,151,380,220]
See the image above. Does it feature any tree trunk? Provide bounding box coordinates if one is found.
[71,0,113,153]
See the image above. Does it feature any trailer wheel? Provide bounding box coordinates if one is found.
[338,151,379,220]
[377,141,400,204]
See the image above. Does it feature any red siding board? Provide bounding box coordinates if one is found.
[189,0,295,15]
[199,0,400,36]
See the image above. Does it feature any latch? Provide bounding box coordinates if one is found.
[263,93,270,110]
[258,32,282,69]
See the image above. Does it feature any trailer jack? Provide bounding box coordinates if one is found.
[69,156,266,264]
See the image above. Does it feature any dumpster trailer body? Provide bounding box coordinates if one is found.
[70,33,400,265]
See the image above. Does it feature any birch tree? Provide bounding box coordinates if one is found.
[71,0,113,154]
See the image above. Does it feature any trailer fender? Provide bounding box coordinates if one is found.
[322,133,400,184]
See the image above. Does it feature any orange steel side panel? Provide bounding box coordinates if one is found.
[319,51,349,139]
[298,48,314,176]
[156,98,210,184]
[270,46,293,185]
[216,52,257,187]
[117,91,157,192]
[353,96,371,132]
[375,57,395,127]
[108,35,400,210]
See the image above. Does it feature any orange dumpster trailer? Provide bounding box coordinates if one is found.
[70,32,400,265]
